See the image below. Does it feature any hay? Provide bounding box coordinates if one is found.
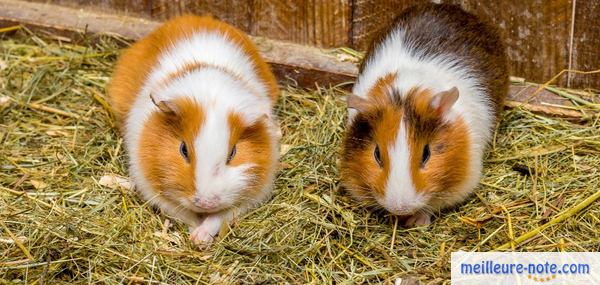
[1,31,599,284]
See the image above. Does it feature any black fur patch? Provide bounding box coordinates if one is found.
[342,109,383,159]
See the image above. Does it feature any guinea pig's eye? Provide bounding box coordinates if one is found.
[180,142,190,162]
[227,144,237,163]
[421,144,431,167]
[374,145,383,167]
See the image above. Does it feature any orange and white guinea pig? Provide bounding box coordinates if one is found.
[108,16,280,245]
[340,4,508,227]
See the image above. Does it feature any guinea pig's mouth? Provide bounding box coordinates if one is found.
[167,195,226,214]
[189,200,237,214]
[189,203,231,214]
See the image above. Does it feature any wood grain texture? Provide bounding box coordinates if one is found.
[350,0,429,48]
[23,0,350,47]
[350,0,578,87]
[569,0,600,88]
[452,0,572,86]
[252,0,350,47]
[148,0,253,32]
[23,0,151,17]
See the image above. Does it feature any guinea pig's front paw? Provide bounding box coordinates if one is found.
[403,212,432,228]
[189,214,224,248]
[189,225,216,246]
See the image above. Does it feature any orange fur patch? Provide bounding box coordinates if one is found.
[340,73,398,201]
[368,73,401,196]
[227,113,272,199]
[108,15,279,130]
[366,73,397,104]
[369,107,402,196]
[139,98,204,201]
[404,89,470,198]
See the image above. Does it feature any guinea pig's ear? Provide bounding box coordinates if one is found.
[150,93,179,115]
[347,94,372,113]
[430,87,459,116]
[258,113,282,138]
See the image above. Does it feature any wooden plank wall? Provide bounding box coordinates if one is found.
[457,0,572,87]
[351,0,598,88]
[23,0,350,47]
[570,1,600,89]
[22,0,599,88]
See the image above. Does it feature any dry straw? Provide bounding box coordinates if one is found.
[0,30,598,284]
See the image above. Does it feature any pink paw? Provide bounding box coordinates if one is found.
[189,214,224,248]
[189,225,216,247]
[403,212,432,227]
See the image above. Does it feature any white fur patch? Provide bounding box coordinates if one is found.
[381,120,427,215]
[352,27,493,209]
[192,105,255,209]
[149,32,268,100]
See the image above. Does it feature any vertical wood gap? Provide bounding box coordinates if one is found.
[567,0,576,87]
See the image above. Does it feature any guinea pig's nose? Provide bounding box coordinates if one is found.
[193,196,220,210]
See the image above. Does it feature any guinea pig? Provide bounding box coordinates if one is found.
[108,15,280,246]
[340,4,508,227]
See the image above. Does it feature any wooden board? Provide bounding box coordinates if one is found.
[23,0,152,18]
[506,84,586,120]
[0,0,357,89]
[22,0,350,48]
[0,0,593,120]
